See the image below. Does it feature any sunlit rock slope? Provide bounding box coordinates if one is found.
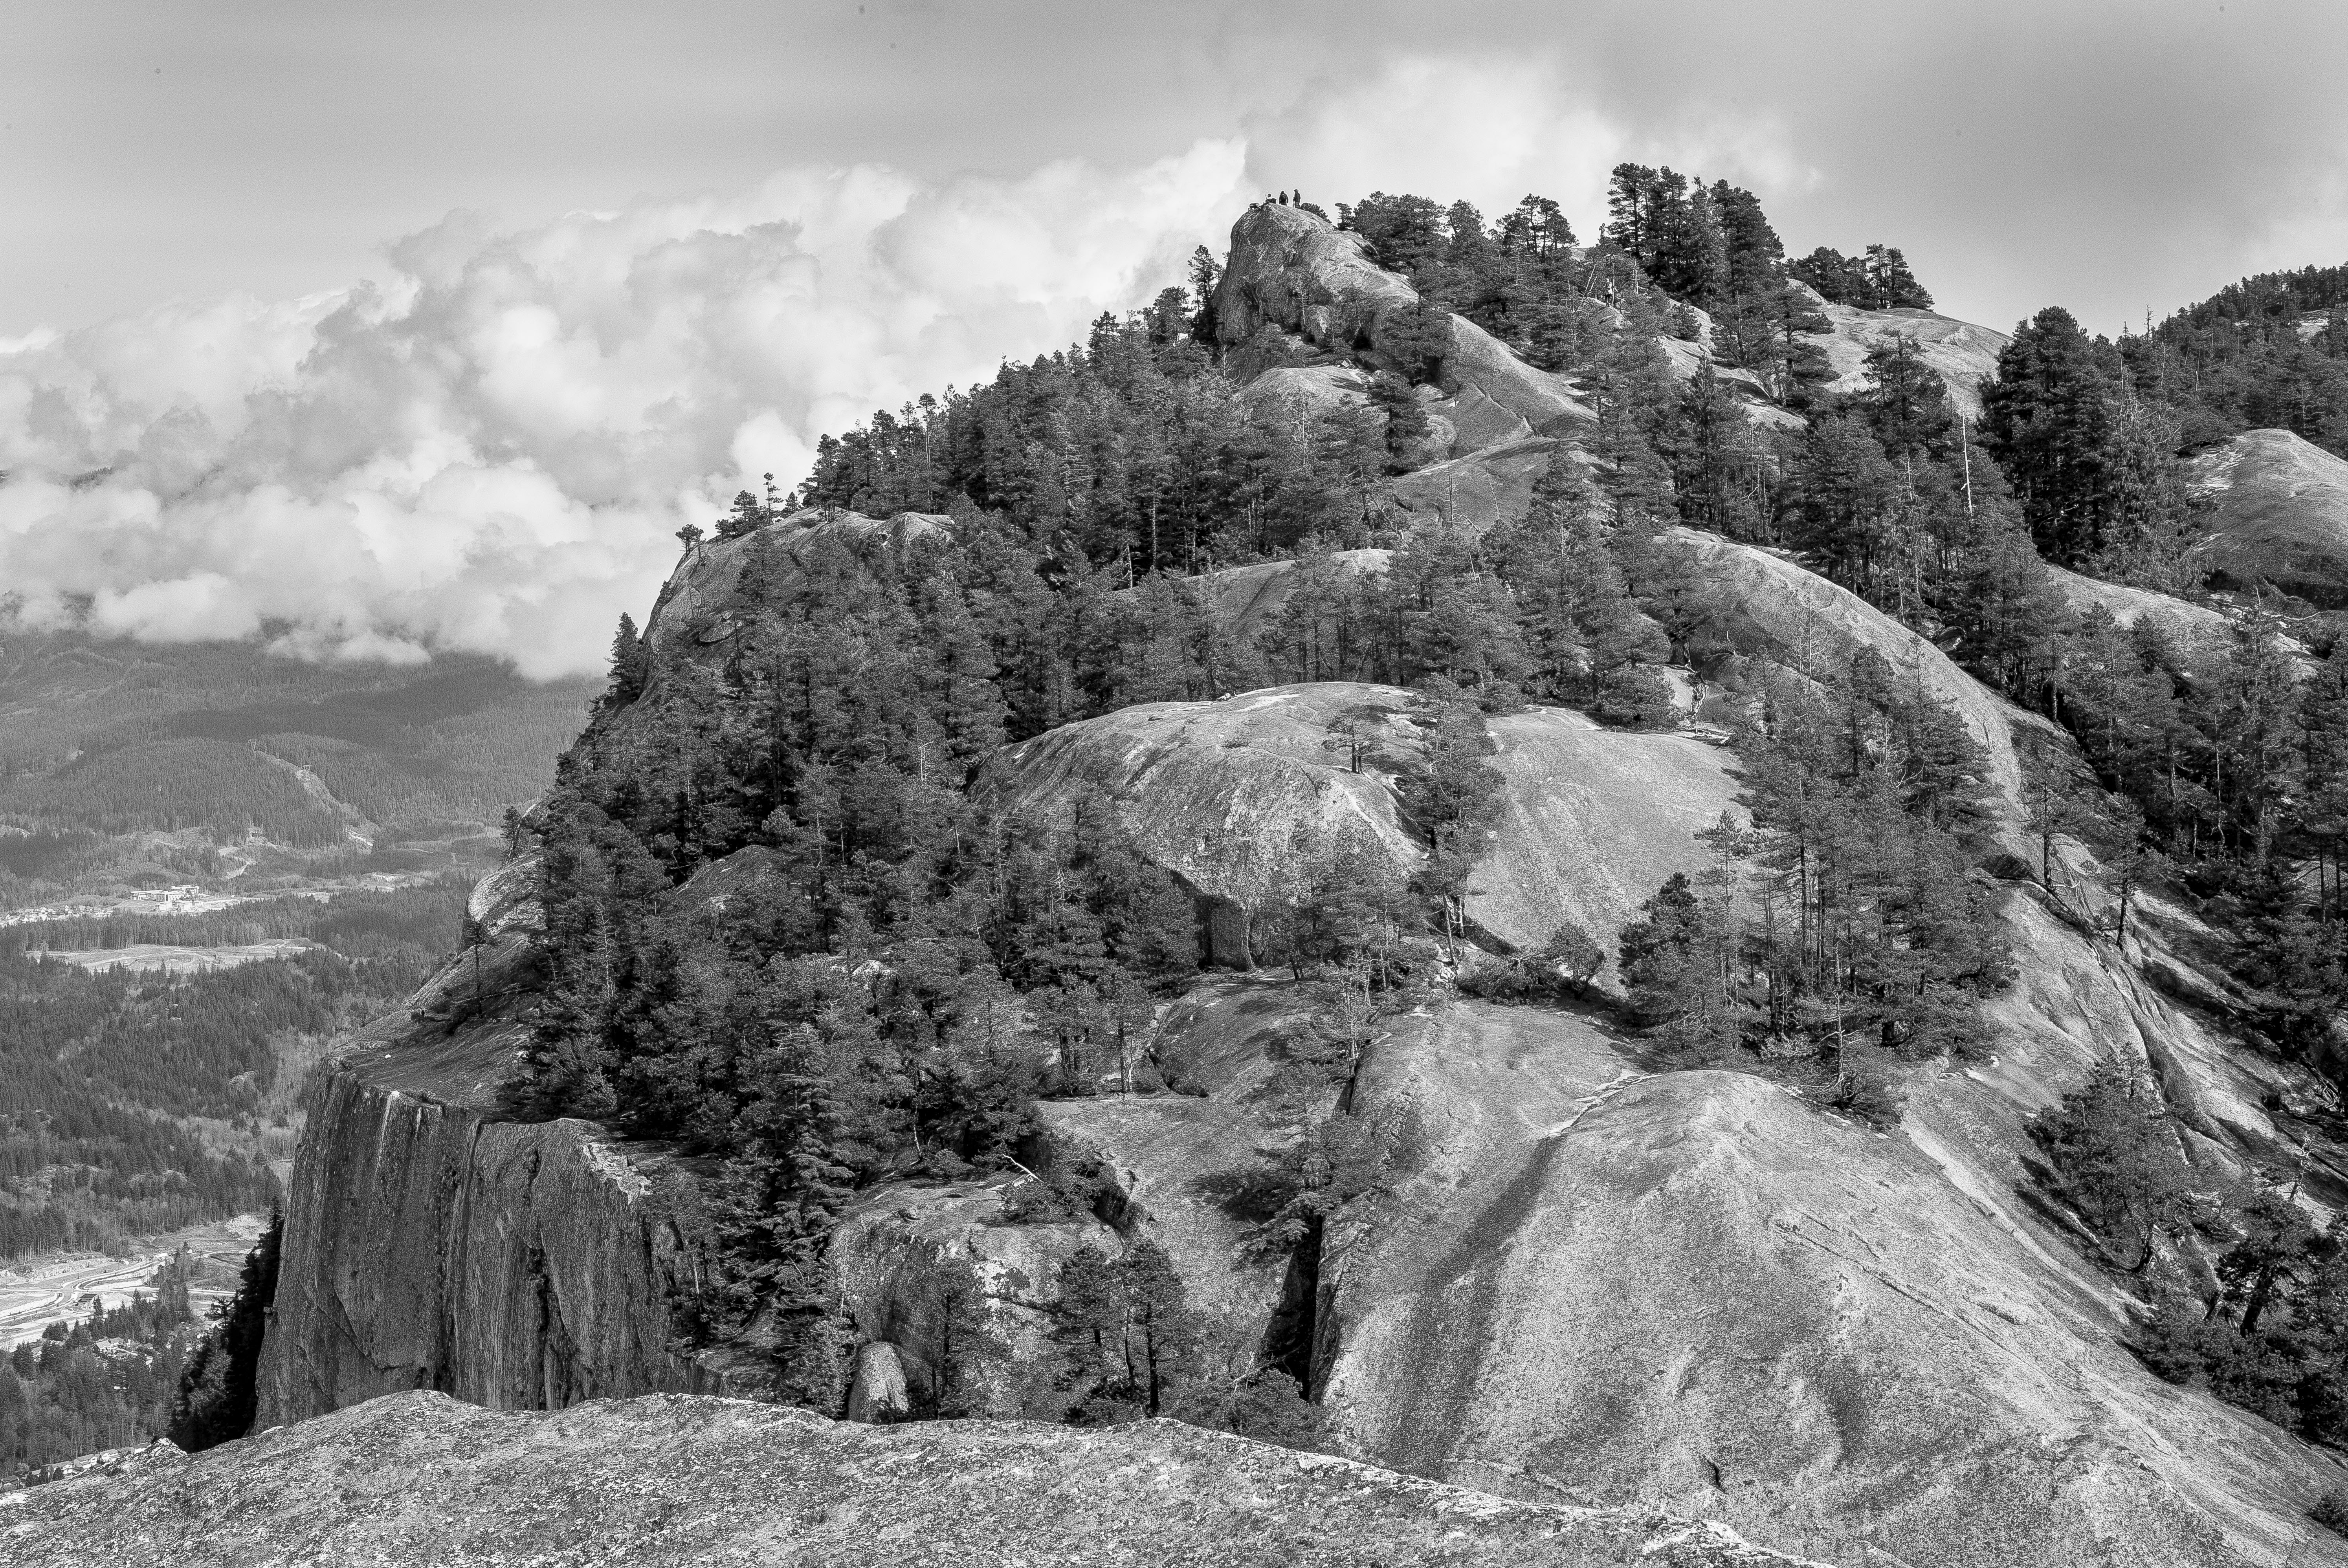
[2188,427,2348,607]
[1,1390,1823,1568]
[977,680,1736,969]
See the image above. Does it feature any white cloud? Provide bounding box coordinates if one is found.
[0,141,1249,678]
[1242,54,1813,238]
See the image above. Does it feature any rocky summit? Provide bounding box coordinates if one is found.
[3,1390,1822,1568]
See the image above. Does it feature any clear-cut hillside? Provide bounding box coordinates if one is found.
[2188,427,2348,607]
[0,1390,1823,1568]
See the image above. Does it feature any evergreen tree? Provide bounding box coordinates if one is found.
[604,613,651,710]
[167,1208,282,1452]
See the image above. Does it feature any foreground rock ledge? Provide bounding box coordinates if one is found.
[2,1390,1820,1568]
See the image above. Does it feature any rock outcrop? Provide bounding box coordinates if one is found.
[2188,427,2348,607]
[1212,202,1594,437]
[1313,998,2346,1568]
[0,1390,1824,1568]
[977,681,1733,968]
[1162,548,1394,646]
[1797,291,2010,420]
[827,1176,1119,1416]
[1666,528,2040,846]
[1389,436,1574,534]
[646,506,953,657]
[254,858,710,1428]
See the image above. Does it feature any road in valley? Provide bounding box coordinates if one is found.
[0,1213,271,1349]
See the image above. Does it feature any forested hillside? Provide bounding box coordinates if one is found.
[465,165,2348,1482]
[0,879,466,1258]
[0,634,593,907]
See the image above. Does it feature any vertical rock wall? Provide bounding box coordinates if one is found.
[255,1065,706,1428]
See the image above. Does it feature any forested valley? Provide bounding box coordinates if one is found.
[0,880,468,1259]
[486,166,2348,1453]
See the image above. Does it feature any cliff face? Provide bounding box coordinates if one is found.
[255,855,711,1429]
[256,1071,705,1427]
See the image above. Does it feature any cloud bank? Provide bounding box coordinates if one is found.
[0,142,1247,678]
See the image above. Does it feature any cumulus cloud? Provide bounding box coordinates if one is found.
[1241,52,1813,233]
[0,142,1247,678]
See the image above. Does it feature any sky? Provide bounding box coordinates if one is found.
[4,0,2346,675]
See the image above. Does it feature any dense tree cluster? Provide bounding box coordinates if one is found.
[2137,264,2348,455]
[893,1232,1319,1446]
[0,1256,196,1478]
[2026,1063,2348,1446]
[1788,245,1934,311]
[0,737,351,848]
[1615,650,2008,1119]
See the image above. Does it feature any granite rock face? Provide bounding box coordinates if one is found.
[255,861,712,1428]
[0,1390,1825,1568]
[827,1176,1119,1416]
[1795,290,2010,420]
[256,1072,704,1428]
[1213,202,1593,437]
[2187,427,2348,607]
[1313,999,2348,1568]
[977,681,1734,968]
[1665,528,2040,848]
[1389,436,1575,534]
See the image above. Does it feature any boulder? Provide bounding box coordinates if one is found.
[0,1388,1822,1567]
[827,1175,1117,1416]
[1316,998,2348,1568]
[842,1340,908,1424]
[2187,428,2348,608]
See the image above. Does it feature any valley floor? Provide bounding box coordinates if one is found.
[0,1212,269,1350]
